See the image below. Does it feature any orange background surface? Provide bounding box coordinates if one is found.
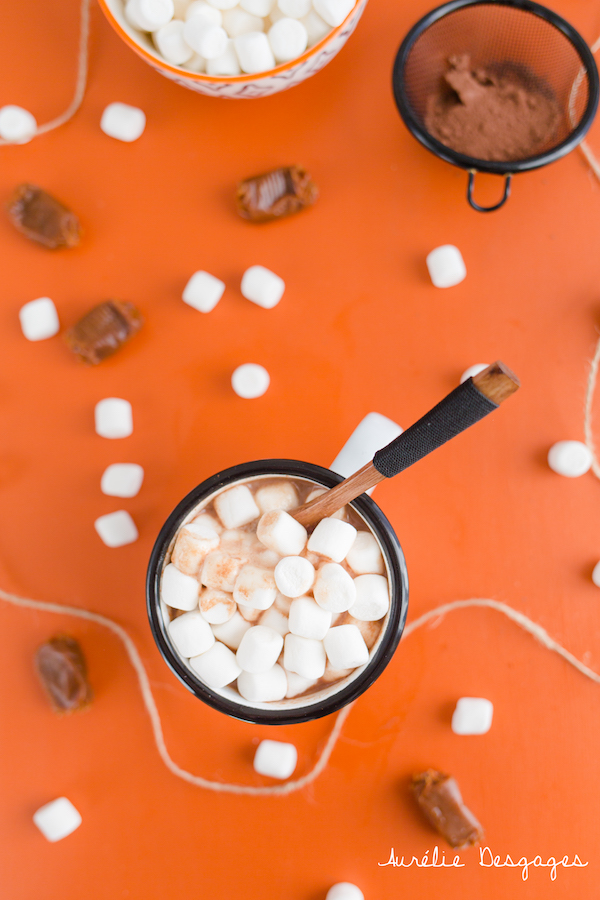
[1,0,600,897]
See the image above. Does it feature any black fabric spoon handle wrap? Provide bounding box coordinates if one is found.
[372,378,498,478]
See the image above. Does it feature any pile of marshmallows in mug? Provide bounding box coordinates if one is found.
[162,481,390,702]
[123,0,355,75]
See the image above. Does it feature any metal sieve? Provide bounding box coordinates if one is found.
[392,0,599,211]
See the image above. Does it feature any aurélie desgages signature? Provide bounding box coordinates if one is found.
[378,846,589,881]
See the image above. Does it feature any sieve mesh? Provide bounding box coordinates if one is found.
[397,1,595,167]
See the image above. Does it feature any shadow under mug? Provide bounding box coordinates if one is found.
[146,459,409,725]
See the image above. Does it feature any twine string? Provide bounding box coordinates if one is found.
[0,0,90,146]
[584,335,600,479]
[2,585,600,795]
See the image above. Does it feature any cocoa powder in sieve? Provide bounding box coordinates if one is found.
[424,54,562,162]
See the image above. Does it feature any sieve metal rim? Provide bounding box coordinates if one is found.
[392,0,600,176]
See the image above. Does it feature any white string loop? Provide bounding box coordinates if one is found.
[0,0,90,146]
[2,585,600,794]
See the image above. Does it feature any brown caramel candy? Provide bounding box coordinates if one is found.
[7,184,81,249]
[411,769,484,848]
[64,300,144,365]
[236,165,318,222]
[35,635,92,713]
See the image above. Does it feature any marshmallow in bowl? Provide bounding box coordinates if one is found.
[207,39,243,73]
[125,0,174,31]
[268,17,307,62]
[119,0,354,73]
[184,15,228,56]
[312,0,354,25]
[154,19,195,62]
[222,7,264,35]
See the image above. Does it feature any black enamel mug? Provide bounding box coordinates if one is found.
[146,459,409,726]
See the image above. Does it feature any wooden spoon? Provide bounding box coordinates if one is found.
[292,361,519,528]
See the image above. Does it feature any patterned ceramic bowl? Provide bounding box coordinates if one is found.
[98,0,368,98]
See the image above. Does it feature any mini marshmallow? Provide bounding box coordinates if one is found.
[220,528,258,556]
[183,16,228,57]
[214,484,260,528]
[232,363,270,398]
[234,564,277,610]
[0,105,37,143]
[206,39,242,74]
[324,624,369,670]
[191,511,223,533]
[313,563,356,613]
[153,19,194,62]
[240,0,274,14]
[240,264,284,305]
[284,633,326,679]
[253,739,297,779]
[426,244,467,288]
[182,270,225,313]
[162,562,200,610]
[460,363,488,384]
[288,596,332,640]
[257,509,307,556]
[592,561,600,588]
[345,531,385,575]
[211,610,251,648]
[345,614,379,649]
[301,8,329,44]
[199,588,236,623]
[94,510,138,548]
[277,0,310,16]
[252,544,284,568]
[172,521,220,575]
[307,517,357,562]
[451,697,494,735]
[19,297,60,341]
[350,574,389,621]
[268,18,307,62]
[305,488,345,519]
[222,6,264,35]
[255,482,298,514]
[331,412,402,494]
[186,0,223,23]
[33,798,81,842]
[258,605,289,636]
[236,625,283,672]
[547,440,592,477]
[125,0,174,29]
[185,52,207,70]
[237,663,287,701]
[100,103,146,142]
[312,0,353,26]
[100,463,144,498]
[190,640,241,686]
[326,884,364,900]
[274,591,293,615]
[274,556,315,598]
[201,551,247,592]
[238,604,262,623]
[285,670,316,697]
[168,609,215,656]
[94,398,133,439]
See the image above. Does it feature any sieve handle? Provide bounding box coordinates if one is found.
[467,171,512,212]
